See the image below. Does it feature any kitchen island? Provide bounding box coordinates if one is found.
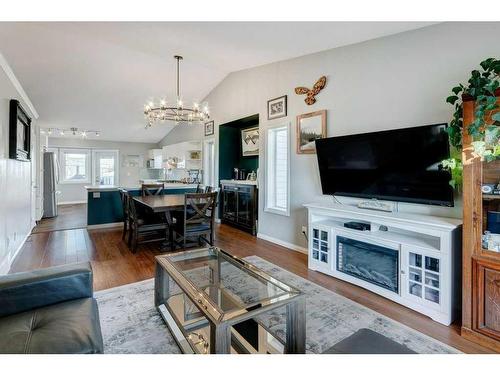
[85,183,198,227]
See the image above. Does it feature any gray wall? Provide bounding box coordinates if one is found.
[160,22,500,250]
[0,55,38,274]
[47,137,159,203]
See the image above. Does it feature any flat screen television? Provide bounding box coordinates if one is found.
[315,124,454,207]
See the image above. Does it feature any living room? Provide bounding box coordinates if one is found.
[1,1,500,373]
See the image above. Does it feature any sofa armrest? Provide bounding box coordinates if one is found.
[0,262,93,318]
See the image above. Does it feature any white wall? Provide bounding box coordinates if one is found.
[47,137,159,203]
[160,22,500,250]
[158,124,203,147]
[0,53,38,274]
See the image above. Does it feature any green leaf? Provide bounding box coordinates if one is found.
[480,58,495,70]
[452,86,463,95]
[446,95,459,105]
[492,112,500,122]
[486,96,497,105]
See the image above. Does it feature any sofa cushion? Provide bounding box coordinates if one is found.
[0,262,93,318]
[323,328,415,354]
[0,298,103,354]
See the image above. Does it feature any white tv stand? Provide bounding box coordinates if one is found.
[304,202,462,325]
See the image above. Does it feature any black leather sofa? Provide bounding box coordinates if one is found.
[0,262,104,354]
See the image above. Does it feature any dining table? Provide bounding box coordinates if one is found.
[133,194,186,250]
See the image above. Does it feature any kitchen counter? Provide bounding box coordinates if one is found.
[85,183,199,192]
[220,179,258,186]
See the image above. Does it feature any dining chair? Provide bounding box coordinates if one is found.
[170,192,218,250]
[195,184,212,193]
[127,197,169,253]
[141,183,164,196]
[118,188,130,242]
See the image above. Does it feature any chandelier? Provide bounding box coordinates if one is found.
[144,55,209,127]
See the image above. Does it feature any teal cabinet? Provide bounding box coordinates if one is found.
[87,188,196,226]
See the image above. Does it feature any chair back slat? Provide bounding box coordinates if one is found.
[141,183,164,196]
[128,194,139,224]
[119,188,129,218]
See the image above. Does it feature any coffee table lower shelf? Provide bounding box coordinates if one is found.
[158,301,288,354]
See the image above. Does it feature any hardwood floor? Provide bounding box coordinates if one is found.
[32,203,87,233]
[11,222,495,353]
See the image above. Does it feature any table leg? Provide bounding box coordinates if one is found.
[209,321,232,354]
[284,296,306,354]
[154,262,170,307]
[160,209,174,251]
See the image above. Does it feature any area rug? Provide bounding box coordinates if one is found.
[95,255,460,354]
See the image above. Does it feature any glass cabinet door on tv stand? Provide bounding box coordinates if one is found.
[406,250,441,308]
[309,225,331,270]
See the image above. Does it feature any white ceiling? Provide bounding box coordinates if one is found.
[0,22,436,143]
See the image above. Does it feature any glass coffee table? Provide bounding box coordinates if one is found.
[154,247,305,354]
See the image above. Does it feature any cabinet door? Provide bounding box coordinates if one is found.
[475,259,500,340]
[310,226,331,268]
[222,188,237,221]
[236,189,253,227]
[404,249,442,309]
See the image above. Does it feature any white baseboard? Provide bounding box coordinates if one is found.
[215,218,221,224]
[256,232,308,254]
[58,200,86,205]
[87,222,122,230]
[0,258,10,275]
[1,227,33,275]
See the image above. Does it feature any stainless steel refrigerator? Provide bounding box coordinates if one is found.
[43,152,59,218]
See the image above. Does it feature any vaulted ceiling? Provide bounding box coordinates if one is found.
[0,22,435,142]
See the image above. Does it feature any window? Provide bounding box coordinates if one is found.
[59,148,91,183]
[265,123,290,216]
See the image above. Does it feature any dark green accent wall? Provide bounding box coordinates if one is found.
[87,188,196,226]
[218,114,259,182]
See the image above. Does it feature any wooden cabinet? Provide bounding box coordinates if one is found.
[220,182,257,235]
[462,92,500,352]
[473,259,500,340]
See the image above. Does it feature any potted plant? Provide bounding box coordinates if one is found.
[443,58,500,188]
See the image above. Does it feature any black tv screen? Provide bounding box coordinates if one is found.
[315,124,454,207]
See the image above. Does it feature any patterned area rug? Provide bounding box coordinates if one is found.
[95,256,460,354]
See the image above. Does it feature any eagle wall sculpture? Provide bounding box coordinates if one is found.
[294,76,327,105]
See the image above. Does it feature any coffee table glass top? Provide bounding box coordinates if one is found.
[157,247,302,322]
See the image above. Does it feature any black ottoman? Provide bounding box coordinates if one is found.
[323,328,416,354]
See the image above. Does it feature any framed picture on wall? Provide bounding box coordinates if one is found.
[296,109,327,154]
[9,99,32,162]
[204,121,214,136]
[267,95,287,120]
[241,126,259,156]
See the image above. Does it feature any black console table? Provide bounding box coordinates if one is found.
[220,181,257,235]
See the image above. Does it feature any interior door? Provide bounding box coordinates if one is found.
[93,150,119,186]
